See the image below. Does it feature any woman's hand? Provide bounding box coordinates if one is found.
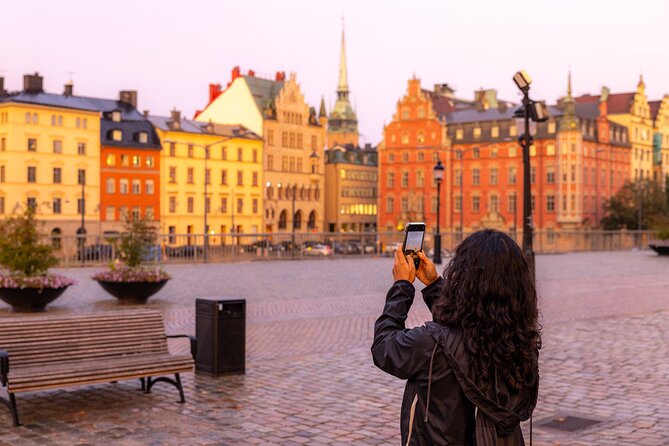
[392,245,416,283]
[416,251,439,286]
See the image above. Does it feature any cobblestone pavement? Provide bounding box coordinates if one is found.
[0,250,668,445]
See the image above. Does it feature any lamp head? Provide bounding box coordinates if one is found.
[433,159,445,182]
[513,70,532,92]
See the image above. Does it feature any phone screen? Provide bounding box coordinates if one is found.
[404,230,424,253]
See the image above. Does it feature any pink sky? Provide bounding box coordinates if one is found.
[3,0,669,144]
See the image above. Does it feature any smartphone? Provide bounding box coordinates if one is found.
[402,222,426,269]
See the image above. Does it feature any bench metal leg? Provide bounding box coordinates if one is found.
[145,374,186,403]
[0,391,20,426]
[139,377,146,392]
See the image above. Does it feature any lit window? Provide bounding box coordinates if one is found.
[106,154,115,166]
[138,132,148,143]
[456,129,463,140]
[132,155,140,166]
[112,111,121,122]
[112,130,122,141]
[473,127,481,138]
[491,126,499,138]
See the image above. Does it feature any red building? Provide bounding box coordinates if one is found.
[100,103,161,232]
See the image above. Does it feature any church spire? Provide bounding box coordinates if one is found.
[567,68,572,98]
[337,22,349,97]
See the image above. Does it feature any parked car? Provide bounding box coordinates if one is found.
[384,242,402,256]
[165,245,203,258]
[303,244,332,257]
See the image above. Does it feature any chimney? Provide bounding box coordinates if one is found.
[248,69,255,77]
[169,109,181,130]
[231,66,241,81]
[275,71,286,81]
[0,77,5,95]
[119,90,138,108]
[208,83,222,103]
[23,73,44,93]
[63,81,73,96]
[143,110,150,118]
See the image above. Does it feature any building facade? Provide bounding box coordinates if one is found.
[195,68,325,233]
[0,73,100,242]
[100,96,161,233]
[150,110,263,239]
[650,95,669,187]
[324,144,377,232]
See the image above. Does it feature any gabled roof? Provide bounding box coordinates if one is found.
[148,115,261,140]
[605,93,635,114]
[244,76,284,113]
[101,120,161,149]
[148,115,211,134]
[445,107,518,124]
[649,100,661,120]
[0,91,142,119]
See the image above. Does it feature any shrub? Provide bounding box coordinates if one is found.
[0,207,58,276]
[116,216,158,268]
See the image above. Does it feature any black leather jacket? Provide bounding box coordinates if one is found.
[371,278,539,446]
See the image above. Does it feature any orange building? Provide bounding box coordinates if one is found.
[377,78,466,233]
[99,101,161,232]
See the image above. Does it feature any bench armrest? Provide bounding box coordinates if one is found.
[0,350,8,386]
[166,335,197,361]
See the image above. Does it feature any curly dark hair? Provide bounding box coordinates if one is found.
[432,229,541,391]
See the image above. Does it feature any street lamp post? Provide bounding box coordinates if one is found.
[291,184,297,257]
[80,173,85,267]
[513,70,548,276]
[433,160,445,264]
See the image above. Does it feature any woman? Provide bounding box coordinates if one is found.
[371,229,540,445]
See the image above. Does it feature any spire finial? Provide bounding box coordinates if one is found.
[337,19,349,93]
[567,66,572,98]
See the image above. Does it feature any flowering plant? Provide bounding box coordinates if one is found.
[93,264,170,283]
[0,271,76,290]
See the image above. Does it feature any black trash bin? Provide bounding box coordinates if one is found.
[195,298,246,376]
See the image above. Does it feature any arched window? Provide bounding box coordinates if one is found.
[307,211,316,230]
[293,210,302,230]
[51,228,62,249]
[278,210,288,230]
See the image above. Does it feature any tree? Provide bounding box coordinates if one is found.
[601,179,669,230]
[0,207,58,276]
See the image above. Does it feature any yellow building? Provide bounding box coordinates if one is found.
[149,110,263,239]
[605,77,655,180]
[650,95,669,187]
[0,74,100,243]
[194,68,325,233]
[324,144,378,232]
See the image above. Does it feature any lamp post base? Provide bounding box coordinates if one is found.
[433,233,442,265]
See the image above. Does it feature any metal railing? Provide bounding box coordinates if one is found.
[46,229,658,267]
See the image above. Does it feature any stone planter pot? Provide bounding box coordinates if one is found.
[649,242,669,256]
[0,286,69,312]
[96,279,169,305]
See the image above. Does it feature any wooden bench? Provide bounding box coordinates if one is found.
[0,309,195,426]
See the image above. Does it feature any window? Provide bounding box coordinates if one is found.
[491,126,499,138]
[417,152,424,161]
[169,142,176,157]
[187,168,194,184]
[205,197,211,213]
[52,198,62,214]
[132,206,140,220]
[267,130,274,146]
[530,145,537,157]
[77,198,85,215]
[472,168,480,186]
[132,155,140,166]
[252,149,258,163]
[132,179,141,194]
[169,197,176,213]
[253,198,258,214]
[237,171,243,186]
[105,154,115,166]
[388,153,395,163]
[28,138,37,152]
[205,168,211,185]
[32,113,38,124]
[237,198,243,214]
[0,137,5,151]
[267,154,274,170]
[489,195,499,212]
[490,167,498,185]
[187,197,194,213]
[386,171,395,188]
[548,122,556,134]
[77,169,86,185]
[27,197,37,211]
[454,196,462,212]
[146,180,154,195]
[83,118,88,129]
[52,140,62,154]
[106,178,115,193]
[472,147,480,158]
[53,167,62,184]
[508,146,517,157]
[169,167,177,183]
[145,156,154,167]
[146,206,154,221]
[386,196,394,213]
[546,195,555,212]
[456,129,463,140]
[472,196,480,212]
[0,197,3,214]
[546,144,555,156]
[402,152,409,162]
[0,166,3,183]
[252,172,259,186]
[509,125,517,137]
[220,197,228,214]
[112,111,121,122]
[508,194,516,213]
[546,167,555,184]
[188,144,194,158]
[491,147,498,158]
[138,132,148,143]
[27,166,36,183]
[401,197,409,212]
[416,170,424,188]
[401,134,409,144]
[106,206,115,221]
[531,166,536,184]
[473,127,481,139]
[120,179,129,194]
[296,158,303,173]
[401,171,409,188]
[112,130,122,142]
[238,147,243,161]
[508,166,517,185]
[455,169,462,186]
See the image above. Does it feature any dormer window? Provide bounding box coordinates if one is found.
[137,132,148,143]
[111,111,122,122]
[112,130,122,141]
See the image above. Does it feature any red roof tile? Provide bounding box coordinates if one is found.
[649,100,661,120]
[605,93,635,114]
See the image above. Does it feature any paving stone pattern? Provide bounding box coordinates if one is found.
[0,251,668,445]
